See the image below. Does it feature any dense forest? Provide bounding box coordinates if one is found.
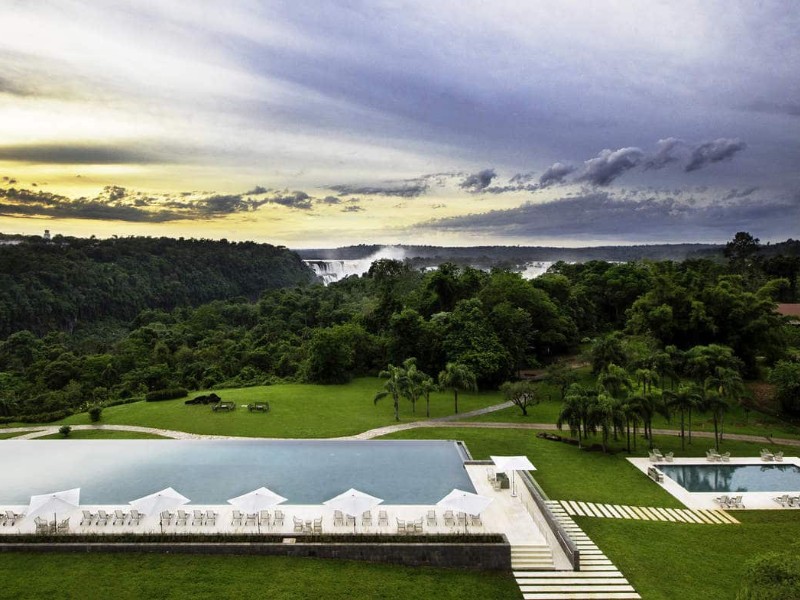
[0,235,315,337]
[0,231,798,422]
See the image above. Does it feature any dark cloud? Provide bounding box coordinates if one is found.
[722,187,759,201]
[341,205,364,212]
[197,195,255,215]
[745,100,800,118]
[575,147,645,186]
[268,191,313,209]
[245,185,269,195]
[0,77,34,97]
[459,168,497,192]
[328,182,429,197]
[685,138,746,172]
[539,162,576,187]
[509,172,536,184]
[0,143,168,165]
[319,195,342,204]
[644,138,685,170]
[418,190,800,241]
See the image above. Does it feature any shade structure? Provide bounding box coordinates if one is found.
[323,488,383,531]
[129,487,190,516]
[490,455,537,497]
[27,488,80,521]
[228,487,287,532]
[436,489,493,517]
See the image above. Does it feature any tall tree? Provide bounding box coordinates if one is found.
[663,385,702,450]
[374,363,409,422]
[500,380,539,416]
[437,362,477,414]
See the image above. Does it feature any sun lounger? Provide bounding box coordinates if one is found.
[470,514,482,526]
[128,510,142,526]
[774,494,790,507]
[361,511,372,526]
[4,510,21,526]
[728,495,744,509]
[774,451,784,462]
[720,452,730,462]
[444,510,455,527]
[313,518,322,534]
[345,514,355,527]
[648,450,661,463]
[789,496,800,508]
[706,449,721,462]
[231,510,243,526]
[333,510,344,526]
[761,449,774,461]
[663,452,674,462]
[259,511,270,527]
[80,510,96,526]
[95,510,109,526]
[426,510,437,526]
[192,510,205,526]
[396,518,406,533]
[113,510,127,525]
[457,512,467,526]
[176,510,189,526]
[205,510,217,526]
[34,516,50,534]
[293,517,304,533]
[57,517,70,534]
[273,510,284,527]
[245,513,257,526]
[160,511,173,526]
[713,494,730,506]
[378,510,388,526]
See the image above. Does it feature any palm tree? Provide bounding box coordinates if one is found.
[400,358,423,415]
[374,363,409,422]
[588,392,623,453]
[663,385,702,450]
[437,362,477,414]
[557,384,596,447]
[621,395,643,453]
[704,392,730,450]
[419,374,437,418]
[705,367,743,444]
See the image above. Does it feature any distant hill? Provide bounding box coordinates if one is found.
[0,235,314,337]
[296,243,722,268]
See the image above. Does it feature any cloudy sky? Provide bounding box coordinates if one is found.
[0,0,798,247]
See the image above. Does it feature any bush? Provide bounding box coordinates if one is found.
[737,551,800,599]
[0,409,74,424]
[88,405,103,422]
[145,388,188,402]
[58,425,72,437]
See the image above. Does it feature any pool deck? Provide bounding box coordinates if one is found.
[0,463,566,566]
[629,456,800,510]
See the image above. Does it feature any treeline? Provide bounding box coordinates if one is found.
[0,235,315,337]
[0,232,796,419]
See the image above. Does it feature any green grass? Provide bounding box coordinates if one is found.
[579,512,800,600]
[0,553,521,600]
[35,429,168,440]
[44,378,503,438]
[0,431,28,439]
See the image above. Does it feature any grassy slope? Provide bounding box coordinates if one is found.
[0,553,521,600]
[34,378,503,438]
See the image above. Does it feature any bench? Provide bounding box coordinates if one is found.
[647,466,664,483]
[212,401,236,412]
[248,402,270,413]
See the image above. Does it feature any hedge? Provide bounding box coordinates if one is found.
[145,388,189,402]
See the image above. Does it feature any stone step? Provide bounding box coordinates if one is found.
[520,584,636,593]
[514,571,624,579]
[517,578,629,586]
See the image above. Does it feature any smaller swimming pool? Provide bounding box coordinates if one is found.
[660,463,800,493]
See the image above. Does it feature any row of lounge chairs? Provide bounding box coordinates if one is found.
[231,509,284,527]
[706,449,731,462]
[773,494,800,508]
[160,510,218,526]
[713,494,745,509]
[293,516,323,534]
[81,509,144,526]
[761,449,784,462]
[648,449,674,463]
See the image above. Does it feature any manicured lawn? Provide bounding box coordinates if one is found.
[0,553,521,600]
[46,378,503,438]
[35,429,168,440]
[0,431,28,439]
[579,512,800,600]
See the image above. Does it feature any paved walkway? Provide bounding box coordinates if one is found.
[3,401,800,448]
[554,500,739,524]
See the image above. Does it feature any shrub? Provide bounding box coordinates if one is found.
[737,551,800,599]
[145,388,188,402]
[88,405,103,422]
[58,425,72,437]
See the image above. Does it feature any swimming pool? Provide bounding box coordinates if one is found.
[0,440,476,505]
[659,463,800,493]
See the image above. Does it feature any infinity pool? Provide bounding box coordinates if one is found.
[659,463,800,493]
[0,440,475,505]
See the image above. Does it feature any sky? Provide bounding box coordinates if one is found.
[0,0,798,248]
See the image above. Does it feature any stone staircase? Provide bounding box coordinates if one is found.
[511,544,554,570]
[510,501,641,600]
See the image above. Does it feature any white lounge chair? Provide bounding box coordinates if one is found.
[231,510,243,526]
[273,510,284,527]
[712,494,730,506]
[175,510,189,526]
[774,451,784,462]
[470,514,482,526]
[160,511,173,526]
[245,513,257,526]
[259,511,270,527]
[378,510,388,526]
[192,510,205,526]
[663,452,674,462]
[706,449,721,462]
[443,510,455,527]
[361,511,372,526]
[80,510,96,526]
[129,510,143,526]
[113,510,127,525]
[95,510,109,526]
[293,516,304,533]
[761,449,774,461]
[313,518,322,534]
[56,517,70,534]
[5,510,21,526]
[426,510,437,526]
[34,516,50,534]
[728,495,744,509]
[774,494,790,507]
[396,518,406,533]
[205,510,217,526]
[333,510,344,527]
[720,452,731,462]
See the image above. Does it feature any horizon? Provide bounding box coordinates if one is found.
[1,2,798,246]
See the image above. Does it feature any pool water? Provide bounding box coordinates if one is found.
[0,440,475,505]
[659,463,800,493]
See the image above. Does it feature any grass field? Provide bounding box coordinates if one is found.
[0,431,28,439]
[33,378,504,438]
[35,429,168,440]
[0,553,521,600]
